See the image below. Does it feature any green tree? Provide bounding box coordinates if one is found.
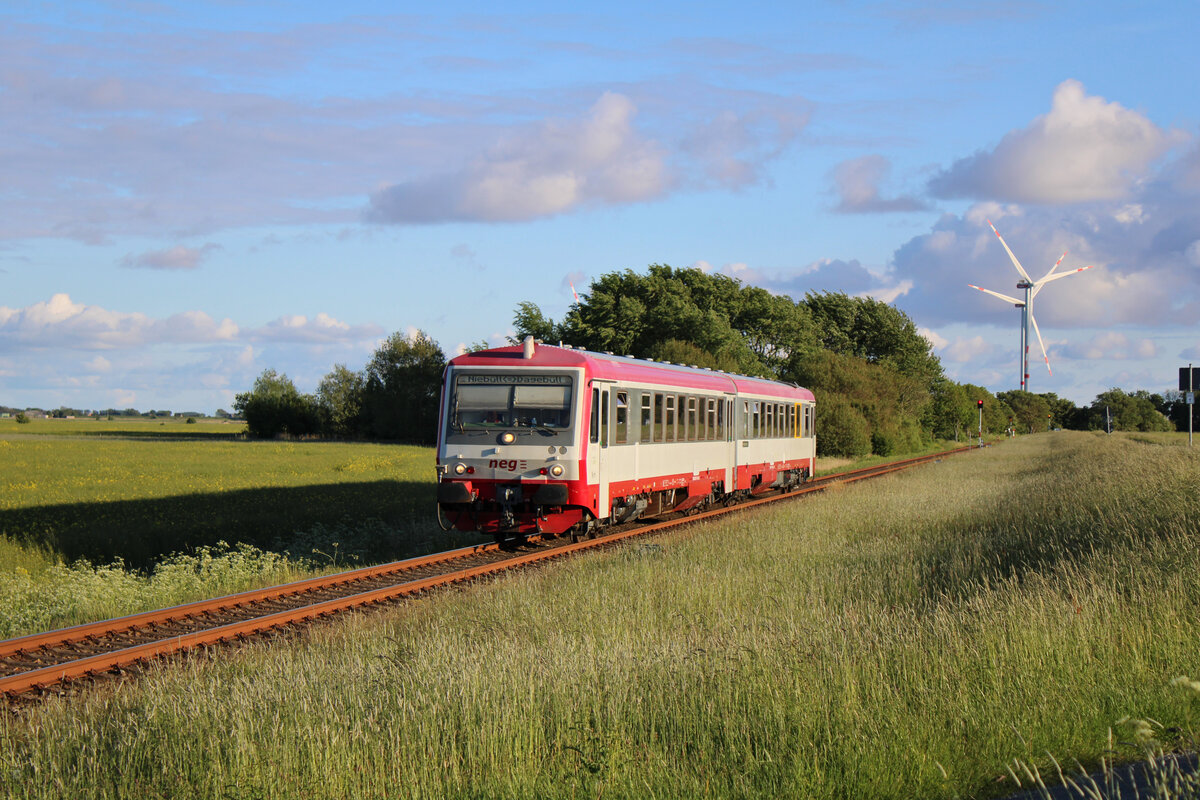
[802,292,942,385]
[509,301,561,345]
[360,330,446,443]
[316,364,366,438]
[996,390,1052,433]
[922,378,974,441]
[1087,389,1172,432]
[1160,390,1192,432]
[233,369,321,438]
[1038,393,1083,430]
[552,264,817,377]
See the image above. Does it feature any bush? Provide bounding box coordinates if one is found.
[234,369,321,439]
[14,412,29,424]
[871,430,895,457]
[815,391,871,458]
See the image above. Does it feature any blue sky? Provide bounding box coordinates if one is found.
[2,0,1198,412]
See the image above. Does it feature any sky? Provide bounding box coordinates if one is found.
[2,0,1198,413]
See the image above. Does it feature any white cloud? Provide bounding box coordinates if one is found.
[858,280,913,304]
[85,356,112,373]
[1062,332,1159,360]
[829,155,929,214]
[929,80,1187,204]
[0,293,239,350]
[680,100,810,189]
[942,336,995,363]
[887,187,1200,329]
[919,327,948,349]
[121,243,221,270]
[368,93,672,224]
[0,295,386,353]
[252,312,384,343]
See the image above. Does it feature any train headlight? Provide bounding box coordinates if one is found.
[453,462,467,475]
[500,432,515,444]
[549,464,565,477]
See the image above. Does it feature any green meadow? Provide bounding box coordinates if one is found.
[2,431,1197,799]
[0,419,484,637]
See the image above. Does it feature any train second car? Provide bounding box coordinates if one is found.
[435,337,816,538]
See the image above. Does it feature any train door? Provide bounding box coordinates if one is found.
[587,385,611,517]
[728,396,740,490]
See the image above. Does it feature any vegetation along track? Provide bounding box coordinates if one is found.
[0,444,979,702]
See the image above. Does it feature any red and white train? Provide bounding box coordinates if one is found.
[436,337,816,538]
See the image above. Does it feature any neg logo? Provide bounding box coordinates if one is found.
[489,459,527,471]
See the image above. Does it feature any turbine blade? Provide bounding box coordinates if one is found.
[1028,309,1052,376]
[1038,250,1068,283]
[1031,264,1094,299]
[987,219,1033,282]
[968,284,1023,305]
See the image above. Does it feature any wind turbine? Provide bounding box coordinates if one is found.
[968,220,1094,392]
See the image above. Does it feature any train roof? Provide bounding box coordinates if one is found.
[448,342,815,402]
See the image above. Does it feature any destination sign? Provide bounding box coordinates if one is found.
[458,374,571,385]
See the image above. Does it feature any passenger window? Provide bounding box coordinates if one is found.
[687,396,698,442]
[616,392,628,444]
[590,388,599,444]
[706,398,716,441]
[641,393,652,442]
[654,393,665,442]
[752,402,760,438]
[600,390,609,448]
[743,401,750,439]
[665,395,676,443]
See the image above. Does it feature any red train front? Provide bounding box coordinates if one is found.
[435,338,816,539]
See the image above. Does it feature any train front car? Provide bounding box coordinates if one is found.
[436,338,589,538]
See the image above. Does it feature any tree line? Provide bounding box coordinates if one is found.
[233,331,445,442]
[234,264,1185,452]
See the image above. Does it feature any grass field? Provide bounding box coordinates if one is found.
[0,416,246,438]
[0,420,453,568]
[0,420,486,636]
[1,431,1197,799]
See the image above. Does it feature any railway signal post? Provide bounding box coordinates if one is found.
[977,399,984,446]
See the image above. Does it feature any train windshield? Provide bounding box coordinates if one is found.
[449,373,574,440]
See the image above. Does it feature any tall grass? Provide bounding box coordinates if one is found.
[0,543,305,639]
[1,432,1197,799]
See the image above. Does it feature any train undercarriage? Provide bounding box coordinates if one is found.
[436,466,810,544]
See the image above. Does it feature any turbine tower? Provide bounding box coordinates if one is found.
[968,220,1093,392]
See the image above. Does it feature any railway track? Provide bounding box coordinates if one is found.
[0,444,979,702]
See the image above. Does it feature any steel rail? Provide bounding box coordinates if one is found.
[0,443,983,698]
[0,537,528,660]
